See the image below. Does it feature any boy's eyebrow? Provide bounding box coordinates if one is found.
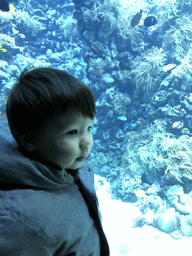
[55,115,94,130]
[55,118,78,130]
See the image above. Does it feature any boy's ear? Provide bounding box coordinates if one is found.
[20,133,37,152]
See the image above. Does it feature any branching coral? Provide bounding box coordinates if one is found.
[122,119,192,183]
[83,0,144,43]
[57,15,77,41]
[0,10,13,23]
[90,0,120,29]
[150,0,180,22]
[0,34,17,49]
[115,1,144,45]
[88,58,105,79]
[117,24,143,46]
[14,10,46,34]
[112,91,131,116]
[171,44,192,81]
[163,14,192,61]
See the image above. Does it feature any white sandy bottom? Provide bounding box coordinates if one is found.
[95,176,191,256]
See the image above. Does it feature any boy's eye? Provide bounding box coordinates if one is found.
[68,130,78,135]
[68,126,93,135]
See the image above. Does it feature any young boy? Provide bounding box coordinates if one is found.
[0,67,110,255]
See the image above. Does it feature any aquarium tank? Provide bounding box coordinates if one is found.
[1,0,192,255]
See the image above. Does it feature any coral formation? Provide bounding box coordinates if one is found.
[88,58,105,79]
[171,44,192,82]
[89,0,120,30]
[0,34,17,49]
[122,119,192,183]
[112,91,131,116]
[131,47,167,94]
[163,14,192,61]
[58,15,77,41]
[14,10,47,34]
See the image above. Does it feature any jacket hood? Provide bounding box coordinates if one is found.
[0,121,74,189]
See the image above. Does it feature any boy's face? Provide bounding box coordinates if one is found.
[32,109,94,170]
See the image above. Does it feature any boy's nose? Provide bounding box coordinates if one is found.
[80,140,90,150]
[80,136,91,151]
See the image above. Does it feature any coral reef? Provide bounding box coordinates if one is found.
[2,0,192,240]
[121,119,192,183]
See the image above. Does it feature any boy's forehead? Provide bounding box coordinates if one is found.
[56,112,80,126]
[53,109,92,129]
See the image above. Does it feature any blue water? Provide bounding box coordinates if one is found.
[1,0,192,250]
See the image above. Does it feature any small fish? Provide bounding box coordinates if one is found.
[144,16,157,27]
[134,189,147,198]
[131,217,145,228]
[182,128,189,131]
[117,116,127,121]
[0,48,7,52]
[131,10,143,27]
[172,121,180,128]
[9,4,14,12]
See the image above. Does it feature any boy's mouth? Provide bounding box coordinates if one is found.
[76,156,86,162]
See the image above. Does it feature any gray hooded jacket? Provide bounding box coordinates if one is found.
[0,121,110,256]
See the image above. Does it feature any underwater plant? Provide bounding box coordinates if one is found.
[142,47,167,70]
[131,47,166,95]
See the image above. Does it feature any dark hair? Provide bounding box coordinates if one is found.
[6,67,96,145]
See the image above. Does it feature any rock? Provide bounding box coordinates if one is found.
[187,212,192,224]
[166,185,184,197]
[152,90,168,106]
[173,201,192,215]
[180,214,192,236]
[149,196,163,211]
[157,208,178,233]
[101,73,114,85]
